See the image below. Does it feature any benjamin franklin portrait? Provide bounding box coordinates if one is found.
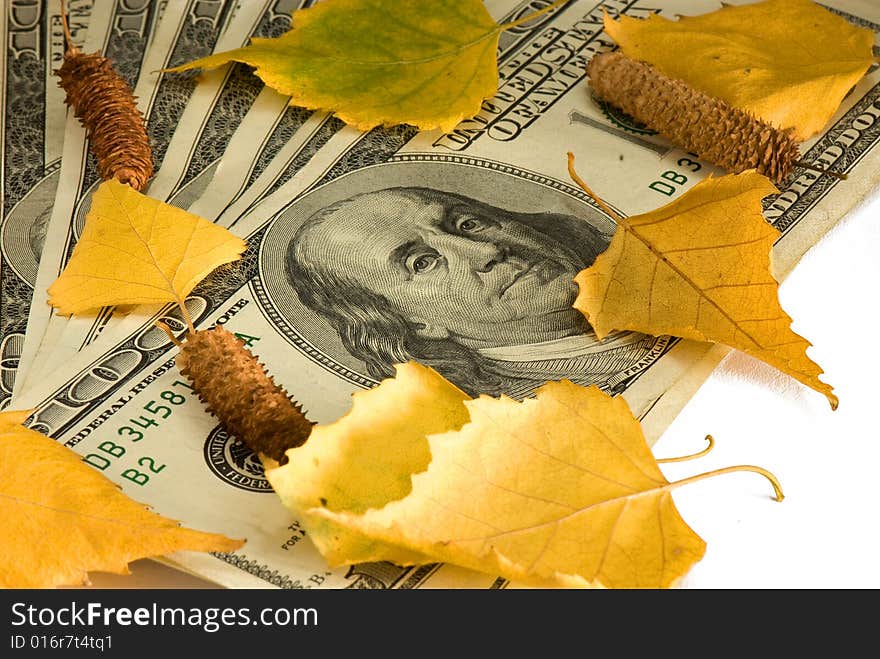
[259,159,663,399]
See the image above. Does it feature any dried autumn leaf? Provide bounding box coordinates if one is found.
[568,158,837,409]
[270,363,781,589]
[265,362,472,566]
[603,0,875,140]
[164,0,562,132]
[0,409,243,588]
[47,178,247,315]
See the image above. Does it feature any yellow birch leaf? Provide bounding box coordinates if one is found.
[0,410,244,588]
[292,371,718,589]
[603,0,876,140]
[264,362,472,566]
[569,163,837,409]
[47,179,247,315]
[164,0,561,132]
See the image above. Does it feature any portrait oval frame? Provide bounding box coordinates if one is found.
[253,154,667,393]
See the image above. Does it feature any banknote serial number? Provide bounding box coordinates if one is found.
[116,381,193,442]
[82,380,195,486]
[10,634,111,651]
[649,156,704,197]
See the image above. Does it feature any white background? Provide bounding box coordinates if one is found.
[662,186,880,589]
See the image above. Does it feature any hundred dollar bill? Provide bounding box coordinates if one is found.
[12,0,242,404]
[14,0,880,589]
[0,0,93,410]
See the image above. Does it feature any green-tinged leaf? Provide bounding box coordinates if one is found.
[166,0,522,132]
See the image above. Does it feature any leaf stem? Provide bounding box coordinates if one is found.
[657,434,715,463]
[668,464,785,502]
[178,300,196,335]
[58,0,79,56]
[498,0,572,31]
[566,152,626,224]
[155,321,183,347]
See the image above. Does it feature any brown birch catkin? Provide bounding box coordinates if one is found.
[55,1,153,190]
[174,325,315,464]
[588,51,800,184]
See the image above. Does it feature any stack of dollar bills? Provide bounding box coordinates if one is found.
[2,0,878,589]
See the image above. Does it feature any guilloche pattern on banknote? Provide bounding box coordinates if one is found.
[250,108,319,182]
[242,116,345,206]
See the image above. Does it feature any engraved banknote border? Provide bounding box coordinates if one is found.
[766,80,880,234]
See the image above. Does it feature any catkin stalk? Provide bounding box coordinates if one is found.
[55,16,153,191]
[588,51,800,183]
[174,325,314,464]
